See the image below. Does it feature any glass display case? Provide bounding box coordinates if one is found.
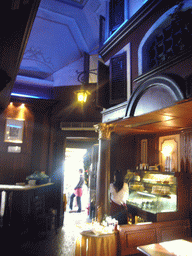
[126,171,177,220]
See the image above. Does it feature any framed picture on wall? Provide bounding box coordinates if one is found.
[4,119,24,143]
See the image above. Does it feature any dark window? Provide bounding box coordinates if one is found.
[110,52,127,105]
[145,6,192,73]
[109,0,124,36]
[99,15,106,48]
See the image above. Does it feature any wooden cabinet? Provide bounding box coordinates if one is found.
[119,219,191,255]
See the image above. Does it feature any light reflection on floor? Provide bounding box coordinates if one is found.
[17,210,90,256]
[63,210,89,255]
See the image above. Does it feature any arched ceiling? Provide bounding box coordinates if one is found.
[16,0,106,87]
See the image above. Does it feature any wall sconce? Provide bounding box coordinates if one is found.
[161,145,173,172]
[161,145,173,157]
[75,69,97,104]
[159,135,180,172]
[75,90,90,103]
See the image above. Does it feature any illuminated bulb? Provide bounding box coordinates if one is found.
[20,103,25,108]
[77,92,86,102]
[76,90,90,103]
[162,145,173,156]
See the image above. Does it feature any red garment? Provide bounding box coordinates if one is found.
[74,188,83,197]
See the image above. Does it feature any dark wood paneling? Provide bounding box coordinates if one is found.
[0,102,52,184]
[127,229,156,248]
[0,103,34,184]
[111,133,159,174]
[119,219,191,256]
[160,225,191,242]
[111,129,192,224]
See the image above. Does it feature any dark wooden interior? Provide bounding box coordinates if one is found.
[1,1,192,255]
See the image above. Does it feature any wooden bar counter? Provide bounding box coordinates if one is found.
[118,219,191,255]
[0,183,55,235]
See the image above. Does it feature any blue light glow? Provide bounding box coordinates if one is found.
[11,93,40,99]
[104,19,128,44]
[8,125,22,128]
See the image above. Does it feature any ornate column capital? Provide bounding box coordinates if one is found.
[94,123,115,140]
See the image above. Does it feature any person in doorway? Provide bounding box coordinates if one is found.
[70,169,84,212]
[110,170,129,224]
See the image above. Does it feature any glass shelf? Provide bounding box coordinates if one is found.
[126,171,177,214]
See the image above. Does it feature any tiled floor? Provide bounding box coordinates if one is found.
[1,210,90,256]
[0,210,145,256]
[24,211,89,256]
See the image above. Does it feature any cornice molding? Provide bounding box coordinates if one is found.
[99,0,173,59]
[37,7,89,52]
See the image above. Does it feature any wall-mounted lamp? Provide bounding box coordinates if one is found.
[161,145,173,157]
[75,69,97,104]
[75,90,90,103]
[161,145,173,172]
[159,135,180,172]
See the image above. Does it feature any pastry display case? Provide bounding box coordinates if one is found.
[126,171,178,222]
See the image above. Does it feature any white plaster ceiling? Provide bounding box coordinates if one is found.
[16,0,106,87]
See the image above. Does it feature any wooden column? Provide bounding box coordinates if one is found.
[49,122,65,228]
[94,123,114,222]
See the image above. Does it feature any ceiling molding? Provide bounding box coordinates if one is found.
[55,0,88,9]
[15,75,54,87]
[37,7,89,52]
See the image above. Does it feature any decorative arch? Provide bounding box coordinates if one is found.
[125,75,185,117]
[138,0,192,75]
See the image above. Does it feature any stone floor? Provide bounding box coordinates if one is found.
[0,209,90,256]
[1,209,145,256]
[21,210,89,256]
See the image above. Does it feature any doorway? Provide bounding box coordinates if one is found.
[64,148,89,212]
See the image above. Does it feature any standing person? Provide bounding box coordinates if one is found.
[70,169,84,212]
[110,170,129,224]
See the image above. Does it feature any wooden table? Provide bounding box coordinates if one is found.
[75,230,117,256]
[137,238,192,256]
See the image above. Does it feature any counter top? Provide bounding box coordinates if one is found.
[137,238,192,256]
[0,183,54,191]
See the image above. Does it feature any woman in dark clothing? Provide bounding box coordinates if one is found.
[69,169,84,212]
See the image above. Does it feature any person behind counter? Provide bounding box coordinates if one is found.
[110,170,129,225]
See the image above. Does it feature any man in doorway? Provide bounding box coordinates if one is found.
[69,169,84,212]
